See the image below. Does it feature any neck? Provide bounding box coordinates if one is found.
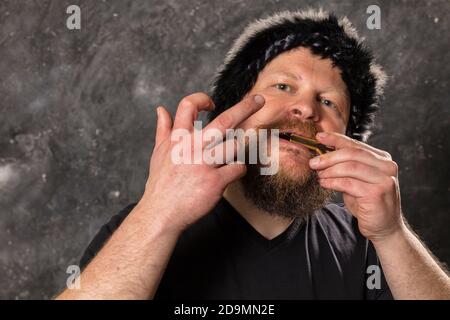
[223,181,295,240]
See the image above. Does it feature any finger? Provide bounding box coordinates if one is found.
[218,162,247,185]
[173,92,215,131]
[318,177,370,198]
[316,131,392,159]
[204,138,243,167]
[203,94,265,147]
[317,161,387,184]
[155,106,173,149]
[309,147,397,176]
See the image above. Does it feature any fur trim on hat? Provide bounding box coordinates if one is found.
[208,8,387,142]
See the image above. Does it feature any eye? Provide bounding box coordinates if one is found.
[274,83,292,92]
[321,98,336,109]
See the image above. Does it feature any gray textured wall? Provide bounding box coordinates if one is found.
[0,0,448,299]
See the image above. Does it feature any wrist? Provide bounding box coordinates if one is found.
[370,220,410,249]
[130,199,185,237]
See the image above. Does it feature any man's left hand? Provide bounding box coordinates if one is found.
[309,132,405,243]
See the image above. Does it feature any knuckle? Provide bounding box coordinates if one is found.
[388,161,398,176]
[378,177,396,195]
[347,161,361,172]
[341,178,352,188]
[236,163,248,177]
[340,147,353,155]
[349,147,365,157]
[193,91,209,99]
[373,184,386,196]
[387,176,397,188]
[234,162,247,173]
[216,113,234,130]
[179,96,195,110]
[196,92,215,106]
[382,151,392,160]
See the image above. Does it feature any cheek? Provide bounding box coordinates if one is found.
[237,102,281,130]
[318,110,348,134]
[319,122,346,135]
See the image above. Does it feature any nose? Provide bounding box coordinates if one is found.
[287,94,319,122]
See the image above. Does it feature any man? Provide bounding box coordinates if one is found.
[57,9,450,299]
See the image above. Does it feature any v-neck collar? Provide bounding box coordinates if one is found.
[215,197,303,250]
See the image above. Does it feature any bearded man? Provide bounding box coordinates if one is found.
[57,9,450,300]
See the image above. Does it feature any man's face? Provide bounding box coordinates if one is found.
[236,47,351,219]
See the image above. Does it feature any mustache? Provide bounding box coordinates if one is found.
[255,118,317,139]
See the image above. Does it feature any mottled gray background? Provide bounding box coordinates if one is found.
[0,0,448,299]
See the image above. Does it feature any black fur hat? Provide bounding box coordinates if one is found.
[208,9,387,142]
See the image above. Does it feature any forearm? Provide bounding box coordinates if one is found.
[56,203,181,299]
[373,220,450,300]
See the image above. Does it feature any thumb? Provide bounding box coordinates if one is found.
[155,106,173,149]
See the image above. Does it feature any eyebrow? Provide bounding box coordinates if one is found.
[267,71,301,81]
[322,87,351,108]
[322,86,350,99]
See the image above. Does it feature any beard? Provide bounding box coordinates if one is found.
[240,119,333,221]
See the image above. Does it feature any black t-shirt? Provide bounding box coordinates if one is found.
[80,197,393,299]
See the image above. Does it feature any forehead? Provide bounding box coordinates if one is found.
[258,47,348,92]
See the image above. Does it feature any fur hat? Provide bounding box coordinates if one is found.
[208,8,387,142]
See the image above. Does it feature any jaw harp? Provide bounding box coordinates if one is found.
[278,132,335,155]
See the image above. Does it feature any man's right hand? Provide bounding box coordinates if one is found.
[135,92,265,234]
[56,93,264,300]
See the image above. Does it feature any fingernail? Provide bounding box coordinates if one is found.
[316,132,327,139]
[309,157,320,167]
[156,107,160,118]
[253,94,265,106]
